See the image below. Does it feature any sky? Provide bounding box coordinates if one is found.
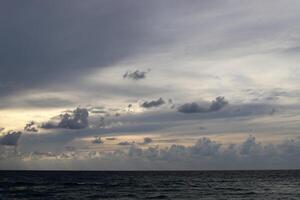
[1,0,300,170]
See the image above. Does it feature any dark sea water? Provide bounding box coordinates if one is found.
[0,170,299,200]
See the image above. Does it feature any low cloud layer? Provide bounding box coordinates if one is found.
[1,136,300,170]
[178,97,228,114]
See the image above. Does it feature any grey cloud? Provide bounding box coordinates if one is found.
[0,131,22,146]
[239,135,261,155]
[18,102,281,152]
[178,96,228,113]
[139,137,153,145]
[123,70,149,80]
[177,102,207,113]
[2,135,300,170]
[141,97,165,108]
[41,107,89,130]
[118,141,133,146]
[0,1,160,97]
[1,0,300,102]
[209,97,229,111]
[24,121,38,132]
[65,146,76,151]
[113,136,300,169]
[190,138,221,156]
[244,88,295,103]
[92,136,103,144]
[199,126,206,130]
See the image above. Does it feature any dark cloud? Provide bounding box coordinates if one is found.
[118,141,133,146]
[0,1,159,97]
[92,136,103,144]
[141,97,165,108]
[123,70,149,81]
[139,137,153,145]
[24,121,38,132]
[0,131,22,146]
[41,107,89,130]
[209,96,229,111]
[178,96,228,113]
[0,0,299,103]
[177,102,207,113]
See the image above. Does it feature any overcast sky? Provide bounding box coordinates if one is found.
[1,0,300,170]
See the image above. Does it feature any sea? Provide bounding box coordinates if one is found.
[0,170,299,199]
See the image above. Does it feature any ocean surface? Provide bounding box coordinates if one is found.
[0,170,299,199]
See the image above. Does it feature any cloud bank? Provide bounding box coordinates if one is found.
[1,136,300,170]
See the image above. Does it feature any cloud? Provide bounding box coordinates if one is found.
[91,136,103,144]
[123,70,149,80]
[24,121,38,132]
[190,137,221,156]
[177,102,207,113]
[178,96,228,113]
[15,102,282,154]
[114,135,300,169]
[140,97,165,108]
[0,1,162,97]
[0,131,22,146]
[239,135,261,155]
[118,141,133,146]
[209,96,229,112]
[3,135,300,170]
[139,137,153,145]
[41,107,89,130]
